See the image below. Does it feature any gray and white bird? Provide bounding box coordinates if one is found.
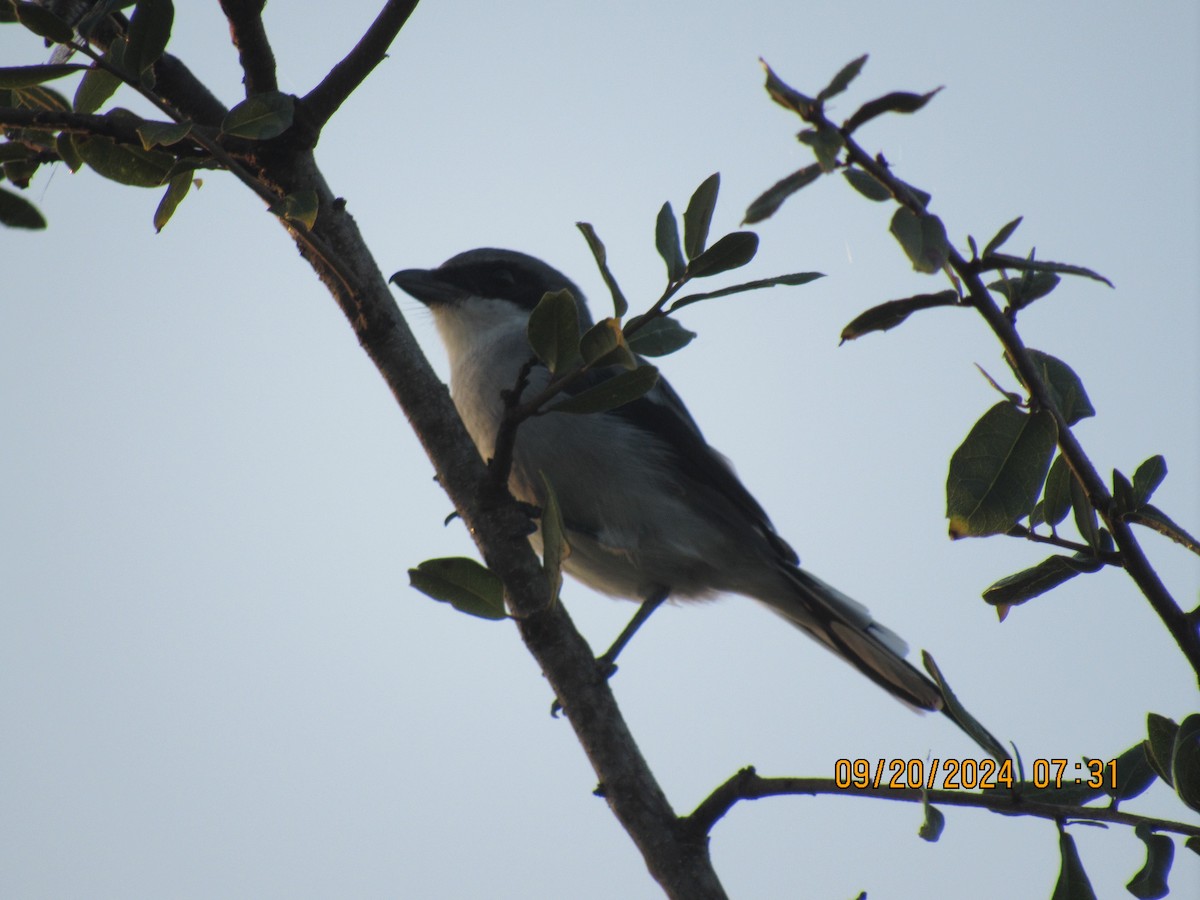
[391,248,947,714]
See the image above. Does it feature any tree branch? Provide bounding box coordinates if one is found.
[0,106,145,141]
[819,119,1200,682]
[300,0,421,132]
[218,0,279,96]
[684,767,1200,841]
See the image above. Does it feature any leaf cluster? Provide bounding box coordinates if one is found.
[1,1,309,232]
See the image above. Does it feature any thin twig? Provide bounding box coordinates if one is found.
[301,0,421,131]
[1005,524,1123,565]
[684,768,1200,840]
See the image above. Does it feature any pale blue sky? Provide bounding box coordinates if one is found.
[2,2,1198,898]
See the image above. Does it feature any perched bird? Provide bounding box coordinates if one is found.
[391,248,949,714]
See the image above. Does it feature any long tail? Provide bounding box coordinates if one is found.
[759,566,945,712]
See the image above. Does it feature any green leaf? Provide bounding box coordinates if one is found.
[921,652,1008,762]
[74,68,121,115]
[12,84,72,112]
[137,119,191,149]
[818,54,868,102]
[1112,469,1136,515]
[682,172,720,260]
[13,2,75,43]
[893,177,932,209]
[1101,743,1157,802]
[842,167,891,202]
[624,315,696,357]
[72,131,173,187]
[1025,349,1095,425]
[797,122,843,172]
[839,289,958,343]
[655,201,686,282]
[1127,824,1174,900]
[152,171,191,232]
[743,163,822,224]
[685,231,758,278]
[1131,504,1200,554]
[526,289,582,375]
[548,365,659,415]
[538,472,569,603]
[1052,830,1097,900]
[0,64,86,88]
[575,221,628,317]
[981,553,1102,610]
[1132,455,1167,506]
[844,87,942,133]
[982,215,1023,257]
[918,797,944,843]
[2,157,38,189]
[760,59,815,117]
[946,401,1057,538]
[408,557,507,621]
[1069,471,1100,552]
[987,253,1114,288]
[1042,454,1072,528]
[221,91,294,140]
[669,271,823,310]
[1145,714,1179,788]
[0,185,46,229]
[126,0,174,76]
[267,189,318,230]
[580,317,636,370]
[1171,714,1200,813]
[989,270,1061,310]
[55,132,82,171]
[890,207,949,273]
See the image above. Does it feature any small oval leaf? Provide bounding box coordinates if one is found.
[1132,455,1167,506]
[839,290,958,343]
[0,185,47,229]
[818,54,868,102]
[981,553,1102,608]
[127,0,175,75]
[682,172,719,260]
[890,207,949,273]
[0,64,86,88]
[842,167,891,202]
[527,289,582,375]
[685,231,759,278]
[655,201,685,282]
[409,557,507,620]
[575,221,627,317]
[625,315,696,357]
[221,91,295,140]
[744,163,821,224]
[946,402,1057,538]
[844,88,942,133]
[548,365,659,415]
[13,2,75,43]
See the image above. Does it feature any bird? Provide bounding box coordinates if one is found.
[391,248,955,718]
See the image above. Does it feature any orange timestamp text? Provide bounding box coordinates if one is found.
[833,757,1120,791]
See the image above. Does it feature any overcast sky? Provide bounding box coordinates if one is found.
[2,2,1198,898]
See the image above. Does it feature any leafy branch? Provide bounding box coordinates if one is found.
[749,56,1200,679]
